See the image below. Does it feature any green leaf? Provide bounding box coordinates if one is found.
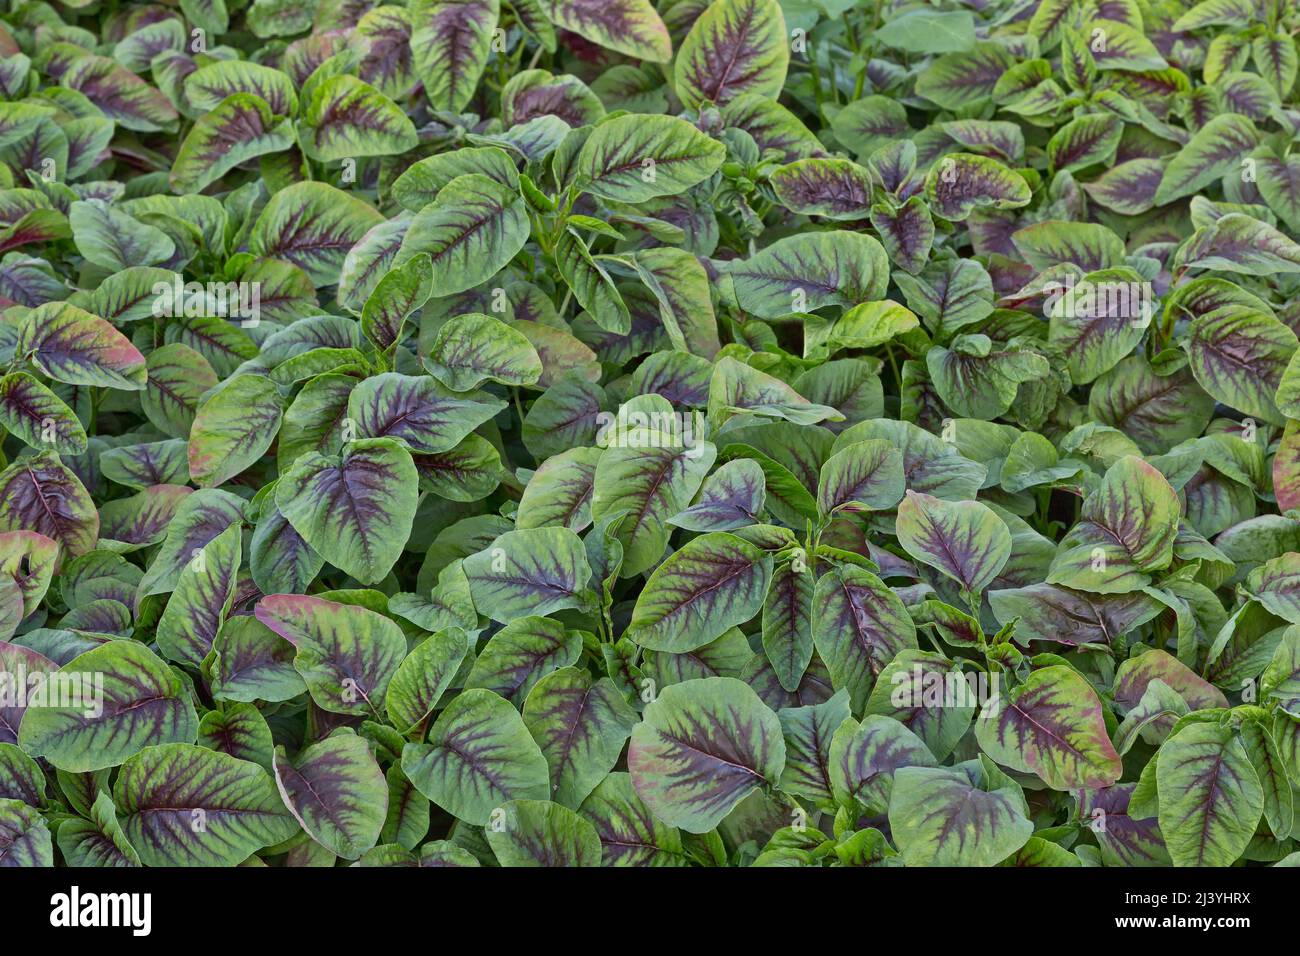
[276,438,419,585]
[1156,723,1263,867]
[576,114,725,202]
[18,641,198,772]
[626,531,773,652]
[402,688,551,825]
[628,677,785,833]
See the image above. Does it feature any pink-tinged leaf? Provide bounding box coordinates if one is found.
[17,302,146,391]
[256,593,407,717]
[1114,649,1229,715]
[274,732,387,860]
[0,642,55,744]
[0,453,98,562]
[60,55,178,132]
[976,665,1123,790]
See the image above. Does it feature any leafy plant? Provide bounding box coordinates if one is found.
[1,0,1300,869]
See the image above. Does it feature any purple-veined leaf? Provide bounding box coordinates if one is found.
[761,559,814,693]
[674,0,788,109]
[829,709,936,813]
[0,453,98,561]
[55,791,140,867]
[17,302,146,390]
[864,650,974,762]
[141,343,218,439]
[390,148,520,212]
[462,526,592,621]
[590,423,716,576]
[887,765,1032,866]
[924,153,1031,222]
[255,593,407,717]
[777,689,850,805]
[249,182,385,287]
[114,743,297,867]
[484,798,603,866]
[816,439,905,516]
[989,583,1163,647]
[1153,114,1256,205]
[1156,722,1262,867]
[386,628,469,731]
[544,0,671,63]
[1048,456,1181,593]
[578,771,689,866]
[154,522,240,668]
[395,173,529,297]
[1186,307,1298,425]
[975,664,1123,790]
[575,114,725,203]
[300,75,418,162]
[401,688,550,825]
[812,564,917,713]
[60,55,178,132]
[502,69,605,127]
[198,702,274,770]
[170,93,294,194]
[360,254,432,351]
[274,731,387,860]
[626,532,773,652]
[1082,157,1165,216]
[523,667,637,808]
[98,484,193,552]
[423,312,543,390]
[1075,784,1171,866]
[0,531,57,617]
[0,642,54,745]
[187,375,284,488]
[211,615,307,704]
[136,489,245,598]
[0,372,87,456]
[896,490,1011,595]
[183,60,296,114]
[870,197,934,274]
[275,437,418,585]
[17,641,198,772]
[465,615,581,704]
[628,676,785,833]
[726,231,889,318]
[669,457,765,532]
[410,0,500,112]
[346,372,505,454]
[0,797,53,866]
[516,446,602,532]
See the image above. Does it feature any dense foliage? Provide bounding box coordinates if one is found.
[1,0,1300,869]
